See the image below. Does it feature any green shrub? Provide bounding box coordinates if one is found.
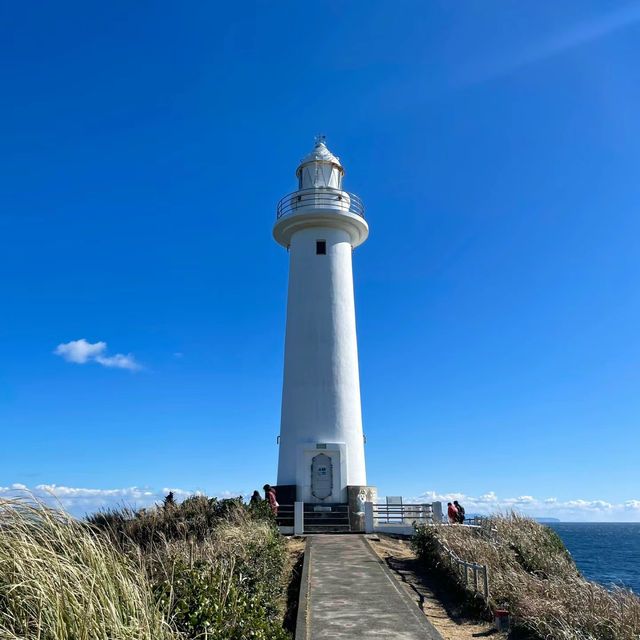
[155,560,289,639]
[91,493,290,640]
[411,521,441,562]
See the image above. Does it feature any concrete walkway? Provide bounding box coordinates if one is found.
[299,535,443,640]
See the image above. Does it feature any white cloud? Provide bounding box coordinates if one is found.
[54,339,141,371]
[503,495,536,505]
[405,490,640,522]
[55,339,106,364]
[0,484,246,517]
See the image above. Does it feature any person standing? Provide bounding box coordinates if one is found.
[263,484,278,517]
[447,502,458,524]
[454,500,465,524]
[249,490,262,506]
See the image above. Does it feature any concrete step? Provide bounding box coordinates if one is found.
[304,524,351,533]
[304,503,348,510]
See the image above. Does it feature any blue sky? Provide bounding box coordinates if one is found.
[1,1,639,521]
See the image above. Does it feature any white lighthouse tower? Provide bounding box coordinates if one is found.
[274,137,374,508]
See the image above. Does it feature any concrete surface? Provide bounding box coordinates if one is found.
[299,535,443,640]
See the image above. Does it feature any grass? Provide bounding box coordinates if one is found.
[0,496,176,640]
[412,512,640,640]
[0,494,291,640]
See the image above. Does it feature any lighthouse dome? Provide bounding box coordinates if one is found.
[299,139,342,166]
[296,136,345,190]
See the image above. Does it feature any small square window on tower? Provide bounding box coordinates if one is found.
[316,240,327,255]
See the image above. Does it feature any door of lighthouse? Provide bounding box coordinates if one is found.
[311,453,333,500]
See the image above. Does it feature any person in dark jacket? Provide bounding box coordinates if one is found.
[263,484,278,516]
[454,500,465,523]
[249,490,262,505]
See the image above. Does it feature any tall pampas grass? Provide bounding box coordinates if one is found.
[0,496,178,640]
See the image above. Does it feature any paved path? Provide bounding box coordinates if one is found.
[301,535,443,640]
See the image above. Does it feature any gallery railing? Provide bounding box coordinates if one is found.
[276,188,365,220]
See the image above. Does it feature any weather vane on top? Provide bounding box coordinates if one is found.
[315,133,327,146]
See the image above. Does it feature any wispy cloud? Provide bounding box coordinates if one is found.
[463,3,640,84]
[95,353,140,370]
[0,484,244,517]
[54,339,141,371]
[407,490,640,522]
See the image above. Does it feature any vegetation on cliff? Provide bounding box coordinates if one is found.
[412,513,640,640]
[0,494,291,639]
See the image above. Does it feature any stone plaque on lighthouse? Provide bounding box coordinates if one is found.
[274,137,374,506]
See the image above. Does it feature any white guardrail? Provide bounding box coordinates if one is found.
[364,502,443,535]
[363,501,492,601]
[436,537,490,601]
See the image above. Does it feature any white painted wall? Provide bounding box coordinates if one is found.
[276,225,367,500]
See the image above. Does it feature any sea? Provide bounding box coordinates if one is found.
[546,523,640,592]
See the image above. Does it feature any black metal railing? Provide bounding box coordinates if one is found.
[276,188,365,220]
[275,504,295,527]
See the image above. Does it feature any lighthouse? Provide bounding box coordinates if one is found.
[274,137,374,509]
